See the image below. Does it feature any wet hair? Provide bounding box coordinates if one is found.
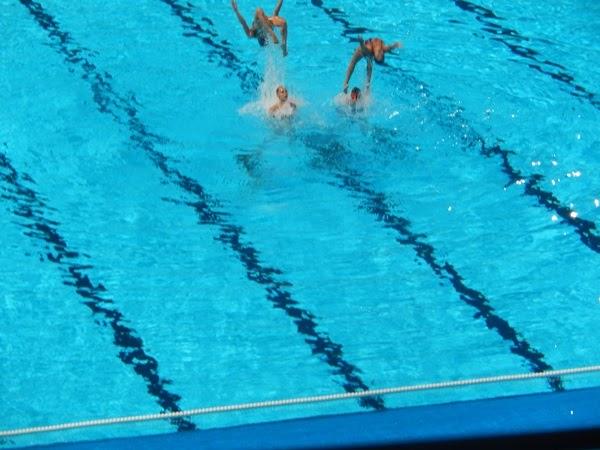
[276,85,289,103]
[350,87,361,101]
[256,34,267,47]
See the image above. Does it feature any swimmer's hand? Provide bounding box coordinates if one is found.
[388,41,403,51]
[343,82,348,94]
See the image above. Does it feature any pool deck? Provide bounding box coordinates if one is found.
[20,386,600,449]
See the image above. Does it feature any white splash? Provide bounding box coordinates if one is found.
[238,47,303,118]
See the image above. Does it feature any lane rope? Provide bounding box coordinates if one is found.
[2,364,599,437]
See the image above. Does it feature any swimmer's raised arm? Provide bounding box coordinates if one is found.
[343,46,365,93]
[231,0,254,37]
[366,58,373,89]
[342,36,372,93]
[273,0,283,16]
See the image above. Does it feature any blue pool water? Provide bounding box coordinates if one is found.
[1,0,599,447]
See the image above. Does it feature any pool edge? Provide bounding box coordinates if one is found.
[13,385,600,449]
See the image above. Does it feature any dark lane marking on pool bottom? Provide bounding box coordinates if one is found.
[298,136,564,392]
[164,0,564,391]
[482,144,600,253]
[306,0,372,40]
[311,0,600,255]
[143,152,384,410]
[0,149,196,431]
[159,0,261,93]
[20,0,383,410]
[453,0,600,110]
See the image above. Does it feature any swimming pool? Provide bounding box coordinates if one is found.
[1,0,599,447]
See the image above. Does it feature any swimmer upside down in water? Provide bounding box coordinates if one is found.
[343,36,402,93]
[231,0,288,56]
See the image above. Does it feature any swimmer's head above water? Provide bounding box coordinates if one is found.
[350,87,361,103]
[269,84,297,117]
[276,84,289,102]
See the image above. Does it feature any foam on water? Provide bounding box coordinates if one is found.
[238,45,304,118]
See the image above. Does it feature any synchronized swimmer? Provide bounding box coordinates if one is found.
[268,85,297,117]
[348,86,363,113]
[231,1,402,118]
[231,0,288,56]
[342,36,402,93]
